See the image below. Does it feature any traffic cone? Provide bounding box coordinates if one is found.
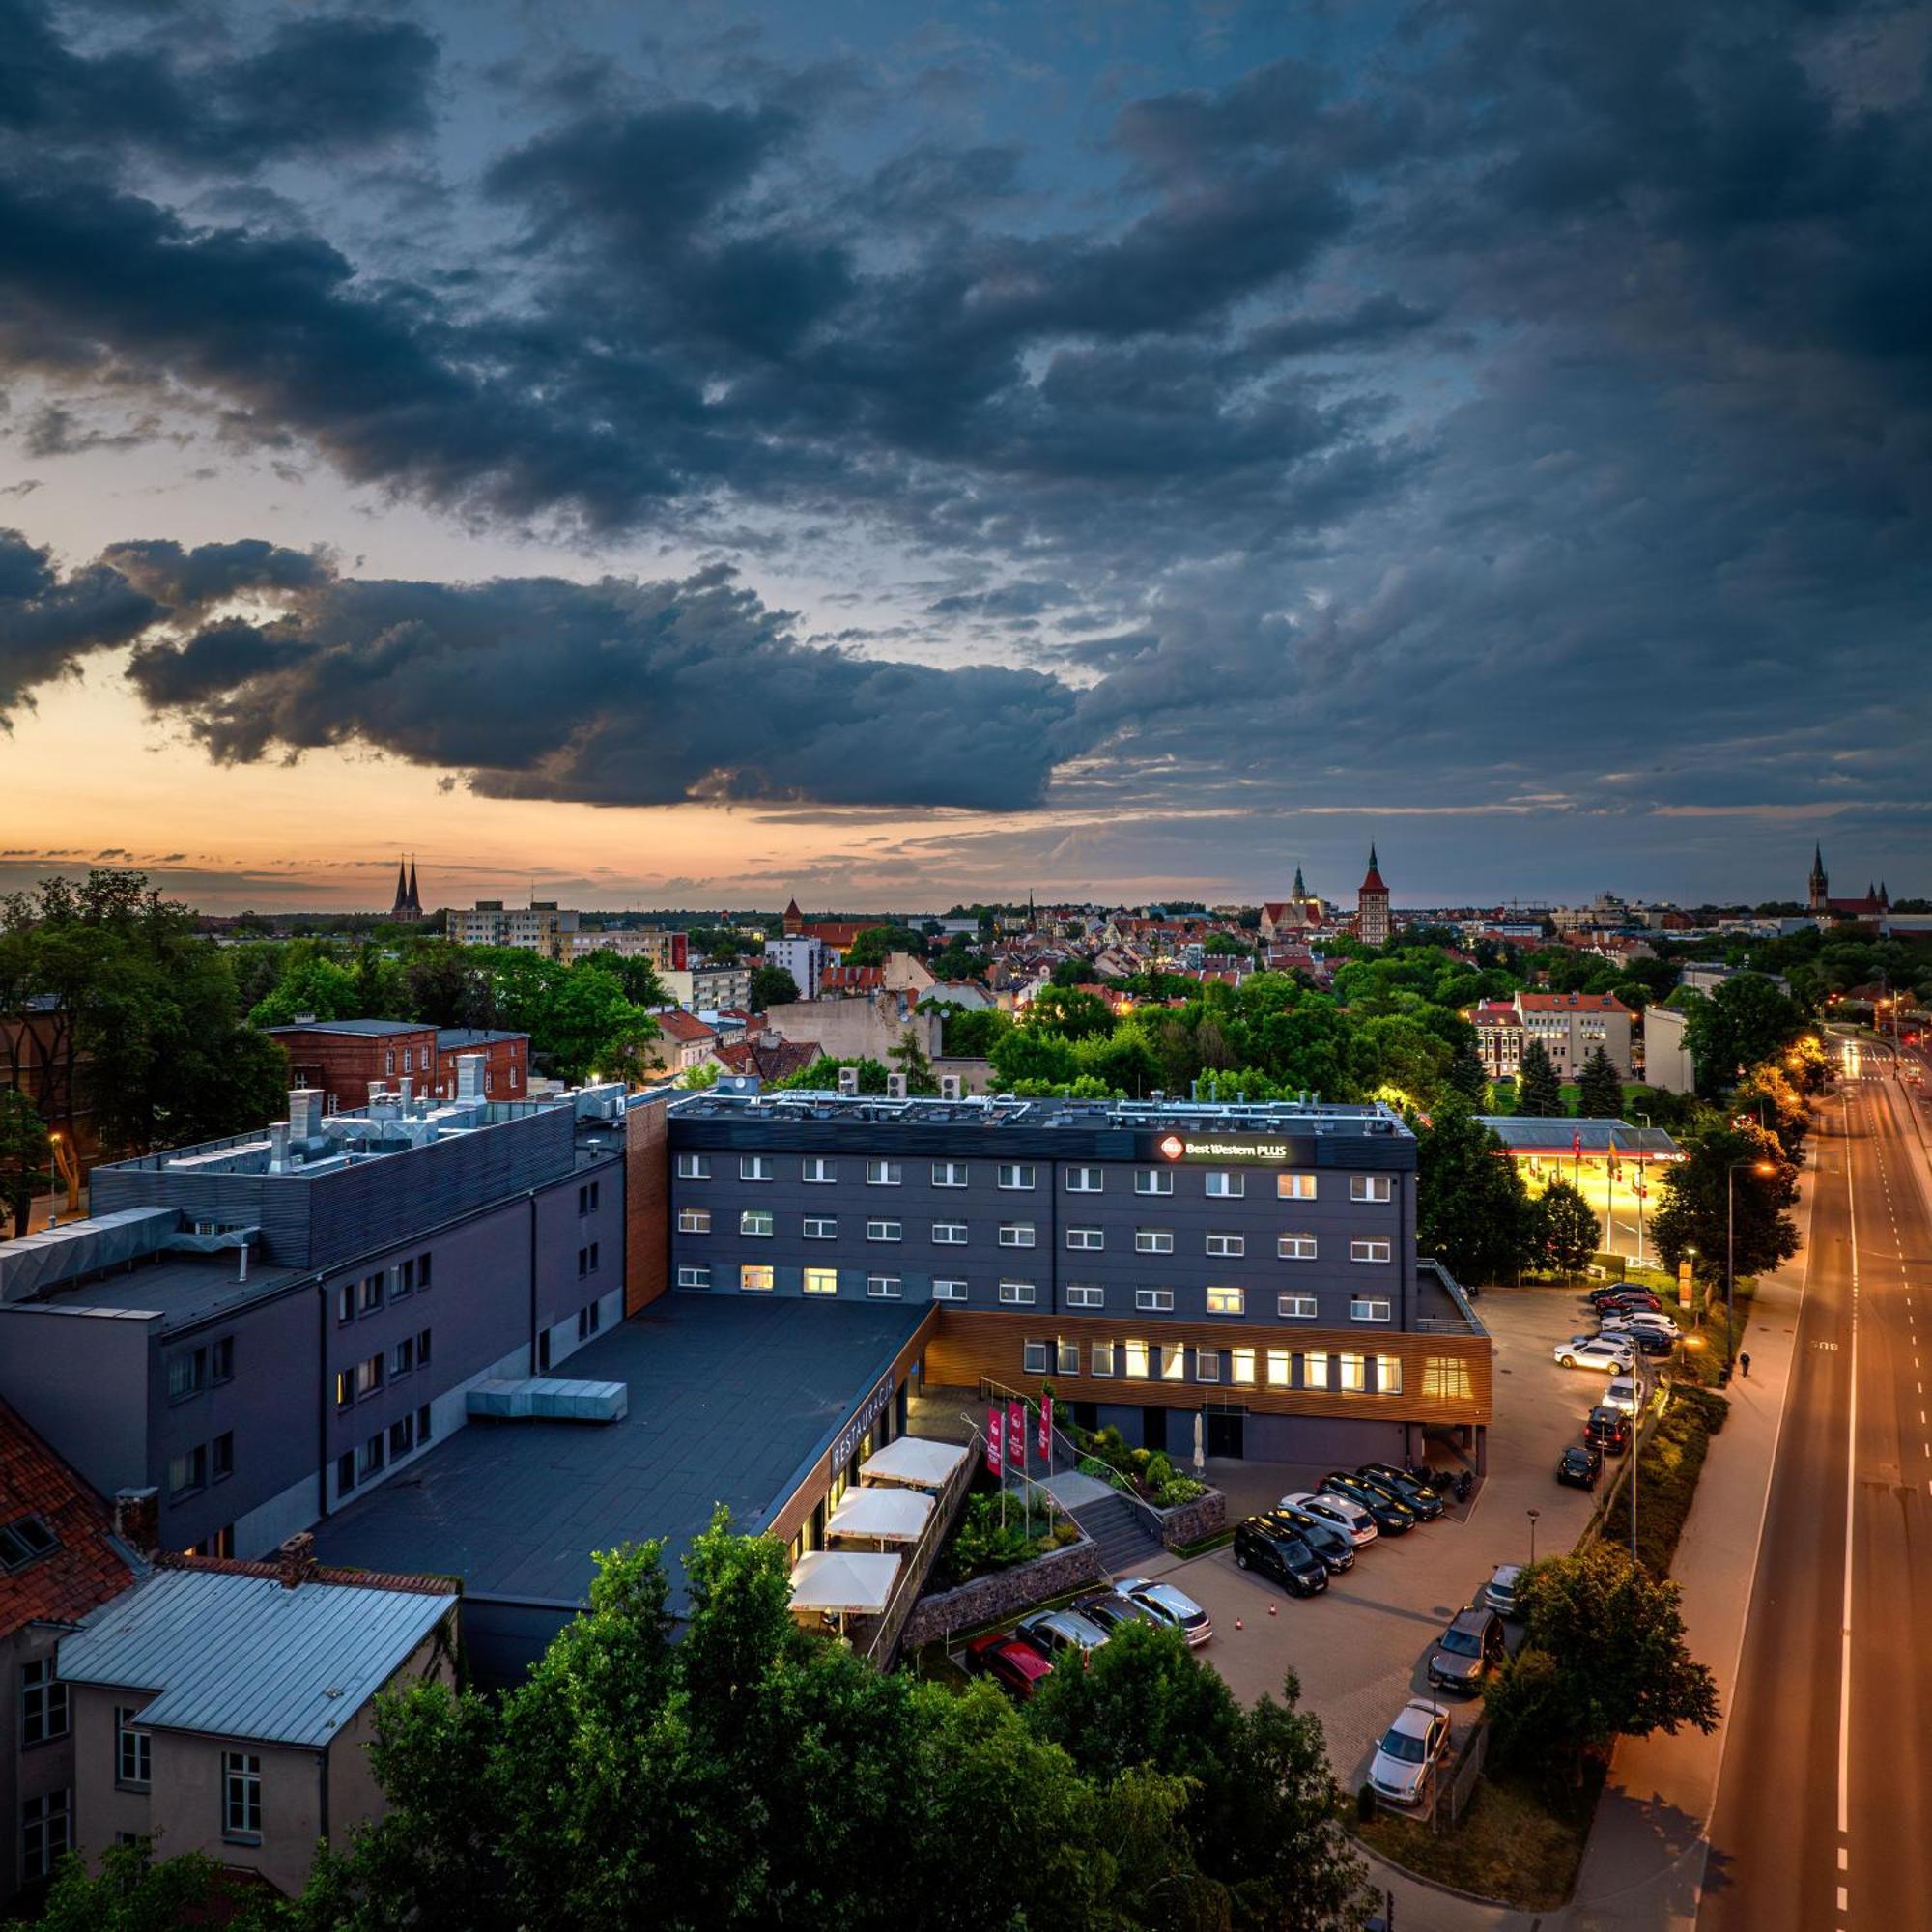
[1268,1603,1277,1616]
[1235,1618,1243,1630]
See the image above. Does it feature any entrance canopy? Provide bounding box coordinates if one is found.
[859,1435,968,1491]
[826,1486,933,1546]
[788,1549,900,1615]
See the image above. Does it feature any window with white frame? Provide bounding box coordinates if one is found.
[739,1208,775,1237]
[998,1222,1036,1248]
[1350,1174,1393,1203]
[1196,1349,1221,1382]
[1065,1282,1104,1308]
[222,1751,263,1840]
[676,1264,711,1289]
[1204,1170,1244,1198]
[1302,1350,1329,1390]
[804,1216,838,1240]
[803,1266,838,1296]
[678,1208,711,1235]
[740,1264,774,1293]
[802,1156,837,1183]
[931,1161,969,1187]
[1056,1337,1079,1374]
[866,1159,902,1186]
[867,1274,902,1299]
[1092,1340,1117,1376]
[1135,1287,1174,1312]
[1065,1165,1103,1192]
[1277,1292,1319,1320]
[1266,1348,1292,1386]
[1377,1353,1404,1394]
[866,1218,903,1242]
[1277,1172,1318,1199]
[932,1278,968,1301]
[1065,1226,1104,1250]
[1278,1233,1318,1261]
[1134,1169,1173,1195]
[1123,1340,1150,1378]
[1206,1285,1245,1316]
[931,1221,968,1244]
[116,1708,151,1788]
[1350,1295,1392,1322]
[20,1659,68,1745]
[1205,1231,1244,1258]
[1159,1344,1187,1383]
[1350,1238,1392,1264]
[998,1279,1037,1305]
[1135,1228,1174,1254]
[1022,1339,1050,1375]
[998,1163,1036,1190]
[740,1155,774,1181]
[1338,1352,1367,1392]
[1231,1347,1257,1385]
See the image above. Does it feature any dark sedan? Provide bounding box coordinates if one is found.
[1556,1443,1603,1490]
[1355,1463,1447,1520]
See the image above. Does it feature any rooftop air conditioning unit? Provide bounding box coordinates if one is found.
[886,1072,908,1100]
[940,1073,962,1101]
[838,1066,860,1096]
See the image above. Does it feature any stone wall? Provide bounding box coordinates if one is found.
[1155,1488,1226,1548]
[898,1534,1102,1651]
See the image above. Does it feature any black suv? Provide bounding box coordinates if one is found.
[1320,1473,1417,1534]
[1233,1517,1329,1596]
[1356,1463,1447,1520]
[1263,1506,1355,1573]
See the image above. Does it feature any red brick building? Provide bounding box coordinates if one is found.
[431,1029,529,1100]
[265,1021,529,1112]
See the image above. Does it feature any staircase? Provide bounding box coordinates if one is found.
[1071,1492,1166,1577]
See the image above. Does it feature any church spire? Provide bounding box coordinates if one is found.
[1293,864,1307,899]
[406,856,421,920]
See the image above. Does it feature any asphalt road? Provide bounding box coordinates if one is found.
[1701,1046,1932,1931]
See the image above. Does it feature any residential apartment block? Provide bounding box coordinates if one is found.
[444,900,579,956]
[1471,990,1634,1082]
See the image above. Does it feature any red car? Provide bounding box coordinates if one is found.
[965,1632,1054,1698]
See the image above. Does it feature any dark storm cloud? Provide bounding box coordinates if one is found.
[0,526,158,716]
[100,538,333,608]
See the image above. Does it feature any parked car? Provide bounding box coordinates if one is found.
[1014,1607,1110,1662]
[1280,1489,1378,1548]
[1484,1562,1524,1619]
[1115,1577,1213,1645]
[1602,1374,1644,1415]
[1599,1309,1675,1336]
[1073,1591,1159,1634]
[1233,1518,1329,1596]
[1586,1406,1632,1454]
[1622,1327,1677,1359]
[1355,1463,1448,1520]
[1427,1605,1507,1693]
[1368,1698,1453,1805]
[1555,1443,1603,1490]
[1264,1505,1356,1573]
[1317,1475,1416,1535]
[1599,1290,1662,1314]
[1589,1283,1659,1308]
[1553,1335,1635,1374]
[965,1632,1054,1697]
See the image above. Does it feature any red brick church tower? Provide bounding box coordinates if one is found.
[1357,844,1391,947]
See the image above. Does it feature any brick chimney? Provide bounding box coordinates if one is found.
[275,1530,318,1590]
[112,1487,159,1555]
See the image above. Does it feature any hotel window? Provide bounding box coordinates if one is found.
[1277,1292,1318,1320]
[1377,1354,1404,1395]
[20,1659,68,1746]
[1066,1226,1104,1250]
[932,1278,968,1302]
[334,1368,355,1409]
[866,1159,903,1186]
[998,1223,1036,1248]
[676,1264,711,1289]
[1303,1350,1330,1390]
[676,1153,710,1179]
[740,1209,775,1237]
[1135,1288,1174,1312]
[1023,1340,1051,1375]
[1350,1295,1392,1322]
[1134,1169,1173,1195]
[168,1447,206,1497]
[1204,1170,1244,1198]
[1065,1166,1103,1193]
[1205,1232,1244,1258]
[1135,1228,1174,1255]
[578,1181,600,1214]
[336,1450,355,1494]
[867,1219,902,1242]
[740,1156,774,1181]
[1206,1285,1245,1316]
[803,1156,837,1183]
[1266,1348,1292,1386]
[1350,1238,1392,1264]
[932,1161,969,1187]
[223,1751,263,1842]
[1066,1283,1104,1309]
[578,1300,602,1343]
[359,1273,384,1314]
[998,1279,1037,1306]
[1423,1356,1475,1402]
[867,1274,903,1299]
[1056,1337,1079,1374]
[335,1284,355,1325]
[212,1431,234,1482]
[1159,1344,1187,1382]
[803,1266,838,1296]
[740,1264,775,1293]
[998,1163,1036,1190]
[211,1336,236,1381]
[931,1221,967,1244]
[1196,1349,1221,1383]
[1278,1172,1318,1199]
[579,1242,601,1275]
[116,1708,152,1789]
[1279,1234,1318,1261]
[394,1258,415,1299]
[19,1791,71,1882]
[804,1216,838,1240]
[1338,1352,1367,1393]
[389,1414,415,1458]
[356,1434,384,1481]
[419,1251,432,1291]
[1123,1340,1151,1379]
[1092,1340,1117,1377]
[1350,1175,1393,1204]
[1231,1347,1257,1386]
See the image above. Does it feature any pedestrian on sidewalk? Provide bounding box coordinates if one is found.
[1740,1350,1751,1378]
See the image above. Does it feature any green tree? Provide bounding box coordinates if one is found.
[1534,1179,1602,1276]
[1683,973,1804,1098]
[1577,1044,1624,1120]
[776,1054,894,1093]
[0,1088,52,1238]
[247,944,362,1027]
[842,924,921,967]
[576,951,668,1010]
[746,963,799,1011]
[1447,1036,1490,1101]
[1517,1038,1564,1116]
[1649,1126,1798,1288]
[1414,1095,1537,1285]
[24,1840,227,1932]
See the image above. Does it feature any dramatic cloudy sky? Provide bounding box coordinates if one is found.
[1,0,1927,912]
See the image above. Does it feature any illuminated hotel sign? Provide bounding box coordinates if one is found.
[1156,1133,1298,1164]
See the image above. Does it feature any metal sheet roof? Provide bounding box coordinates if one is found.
[57,1569,455,1747]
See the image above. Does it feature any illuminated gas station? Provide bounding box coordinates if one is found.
[1477,1117,1686,1264]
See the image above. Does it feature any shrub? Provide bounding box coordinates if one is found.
[1145,1451,1176,1488]
[1154,1478,1208,1509]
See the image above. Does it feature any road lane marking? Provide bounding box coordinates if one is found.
[1839,1090,1859,1842]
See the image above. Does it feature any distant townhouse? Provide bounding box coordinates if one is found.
[647,1009,719,1074]
[266,1020,529,1112]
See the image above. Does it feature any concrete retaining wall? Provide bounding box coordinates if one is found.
[899,1533,1102,1650]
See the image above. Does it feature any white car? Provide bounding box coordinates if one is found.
[1600,1311,1674,1337]
[1113,1577,1213,1646]
[1368,1698,1453,1806]
[1601,1375,1644,1415]
[1553,1336,1634,1373]
[1280,1489,1378,1548]
[1484,1562,1524,1618]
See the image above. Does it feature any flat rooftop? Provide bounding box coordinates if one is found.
[16,1253,310,1330]
[312,1294,928,1610]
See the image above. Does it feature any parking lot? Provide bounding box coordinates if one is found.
[1136,1287,1622,1792]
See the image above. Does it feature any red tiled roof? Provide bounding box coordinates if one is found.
[711,1037,824,1082]
[807,922,873,949]
[656,1009,718,1042]
[0,1399,135,1637]
[821,965,886,993]
[1517,992,1633,1015]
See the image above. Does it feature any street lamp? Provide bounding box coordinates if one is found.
[1527,1507,1541,1568]
[44,1129,62,1232]
[1725,1160,1778,1375]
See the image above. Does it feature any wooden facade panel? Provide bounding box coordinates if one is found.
[623,1098,670,1317]
[923,1308,1492,1429]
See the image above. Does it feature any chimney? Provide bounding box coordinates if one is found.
[275,1531,318,1590]
[289,1089,323,1142]
[399,1075,413,1107]
[112,1487,159,1555]
[237,1240,249,1284]
[268,1122,290,1173]
[368,1079,385,1107]
[456,1053,485,1102]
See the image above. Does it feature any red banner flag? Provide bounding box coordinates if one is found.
[1037,1398,1052,1460]
[1572,1128,1582,1156]
[1008,1400,1027,1476]
[985,1406,1004,1477]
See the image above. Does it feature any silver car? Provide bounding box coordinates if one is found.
[1368,1698,1452,1806]
[1114,1577,1213,1646]
[1280,1489,1378,1547]
[1553,1335,1634,1373]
